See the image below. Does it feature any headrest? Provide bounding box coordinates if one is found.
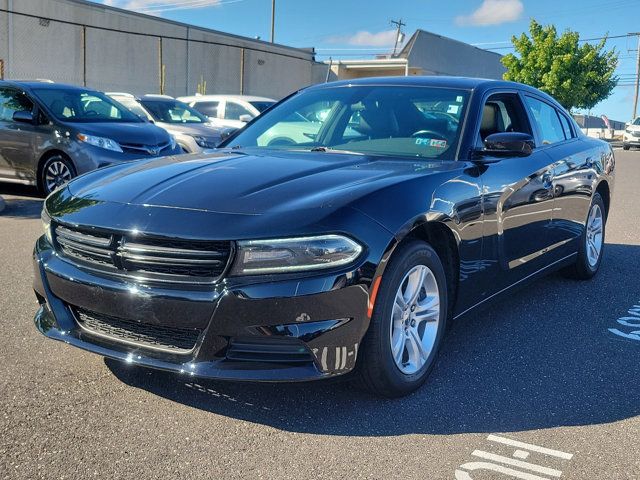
[481,103,499,133]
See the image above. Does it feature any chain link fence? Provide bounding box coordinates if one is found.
[0,4,325,99]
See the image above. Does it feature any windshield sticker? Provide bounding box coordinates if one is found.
[447,105,460,114]
[415,138,448,149]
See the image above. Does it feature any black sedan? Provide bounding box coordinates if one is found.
[33,77,615,397]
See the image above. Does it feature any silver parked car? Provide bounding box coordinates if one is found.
[108,93,231,152]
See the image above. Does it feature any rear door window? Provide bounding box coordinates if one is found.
[525,96,566,145]
[558,112,574,139]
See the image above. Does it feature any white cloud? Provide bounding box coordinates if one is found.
[456,0,524,27]
[102,0,224,15]
[327,29,399,47]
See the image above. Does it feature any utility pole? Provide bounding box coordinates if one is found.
[270,0,275,43]
[391,18,406,57]
[631,32,640,120]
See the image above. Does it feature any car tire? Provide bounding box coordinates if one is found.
[358,240,448,398]
[562,192,606,280]
[39,154,76,196]
[623,144,630,151]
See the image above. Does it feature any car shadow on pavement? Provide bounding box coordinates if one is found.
[0,184,43,219]
[106,242,640,437]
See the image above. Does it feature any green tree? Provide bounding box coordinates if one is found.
[502,20,619,111]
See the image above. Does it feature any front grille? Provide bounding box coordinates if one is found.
[226,338,314,365]
[73,306,201,353]
[633,131,640,138]
[54,224,232,284]
[120,141,173,155]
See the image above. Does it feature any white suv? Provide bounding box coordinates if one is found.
[623,117,640,150]
[177,95,276,129]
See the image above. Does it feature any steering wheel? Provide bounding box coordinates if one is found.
[411,130,448,140]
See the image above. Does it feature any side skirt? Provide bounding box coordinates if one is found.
[453,252,577,321]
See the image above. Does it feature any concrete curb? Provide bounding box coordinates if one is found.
[0,195,4,213]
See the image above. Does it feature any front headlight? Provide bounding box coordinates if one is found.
[41,208,53,244]
[626,129,632,134]
[77,133,123,153]
[191,135,209,148]
[230,235,363,276]
[169,134,177,150]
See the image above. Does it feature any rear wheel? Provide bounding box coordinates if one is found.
[623,144,630,151]
[358,240,448,397]
[40,154,76,196]
[562,192,606,280]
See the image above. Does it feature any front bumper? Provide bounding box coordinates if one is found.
[623,133,640,145]
[33,236,371,382]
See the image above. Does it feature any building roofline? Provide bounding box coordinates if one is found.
[10,0,314,60]
[401,29,504,59]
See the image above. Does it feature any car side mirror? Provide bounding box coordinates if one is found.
[239,114,253,123]
[13,110,34,124]
[474,132,535,161]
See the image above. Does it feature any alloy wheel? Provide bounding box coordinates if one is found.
[586,203,604,267]
[389,264,440,375]
[45,160,72,193]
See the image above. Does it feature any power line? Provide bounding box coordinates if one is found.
[485,33,632,51]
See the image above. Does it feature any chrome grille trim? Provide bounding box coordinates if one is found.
[120,141,172,155]
[56,225,113,247]
[53,223,233,285]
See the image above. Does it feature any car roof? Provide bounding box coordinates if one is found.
[305,75,563,110]
[0,80,97,92]
[177,94,276,103]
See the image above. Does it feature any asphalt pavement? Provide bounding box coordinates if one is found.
[1,151,639,479]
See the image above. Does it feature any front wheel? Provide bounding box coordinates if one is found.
[40,154,76,196]
[358,240,448,398]
[562,192,606,280]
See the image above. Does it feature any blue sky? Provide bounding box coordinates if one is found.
[95,0,638,122]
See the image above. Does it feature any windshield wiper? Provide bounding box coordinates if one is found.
[309,146,363,155]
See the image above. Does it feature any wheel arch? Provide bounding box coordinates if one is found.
[595,180,611,218]
[374,219,460,319]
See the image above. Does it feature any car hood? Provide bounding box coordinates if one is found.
[157,122,224,139]
[66,121,170,145]
[66,149,458,217]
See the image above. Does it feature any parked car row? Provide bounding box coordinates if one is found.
[0,79,274,195]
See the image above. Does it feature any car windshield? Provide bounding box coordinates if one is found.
[633,118,640,126]
[111,96,153,121]
[250,101,275,113]
[32,88,142,123]
[226,86,470,160]
[140,99,209,124]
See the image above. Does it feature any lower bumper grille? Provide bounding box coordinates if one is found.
[73,306,201,353]
[226,338,314,364]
